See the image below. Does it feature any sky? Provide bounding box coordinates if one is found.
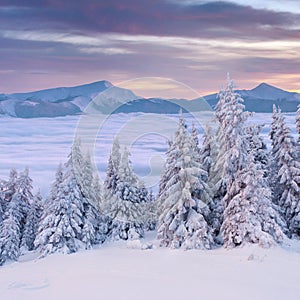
[0,0,299,97]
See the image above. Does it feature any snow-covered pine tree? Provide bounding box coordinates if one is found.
[21,191,43,251]
[215,76,285,247]
[199,124,224,239]
[3,168,18,203]
[34,158,85,255]
[104,137,121,192]
[199,125,214,174]
[143,189,157,231]
[270,105,280,150]
[48,163,63,201]
[105,146,145,240]
[220,78,249,208]
[207,77,249,240]
[3,167,33,245]
[157,116,213,249]
[81,151,94,203]
[71,138,96,204]
[15,167,33,215]
[82,205,97,249]
[221,152,285,248]
[35,145,104,256]
[246,124,269,173]
[91,173,102,210]
[272,111,300,237]
[269,105,283,203]
[191,123,201,159]
[212,76,235,184]
[157,116,187,213]
[0,193,23,265]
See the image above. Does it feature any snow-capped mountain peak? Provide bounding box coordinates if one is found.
[250,82,292,99]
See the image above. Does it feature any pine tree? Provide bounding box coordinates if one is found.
[91,173,102,210]
[35,146,106,256]
[35,151,86,256]
[272,112,300,237]
[81,152,95,204]
[104,137,121,192]
[35,171,85,255]
[221,153,285,248]
[191,123,201,159]
[105,147,145,240]
[220,78,249,208]
[214,77,286,247]
[21,192,43,251]
[15,167,33,215]
[157,116,213,249]
[157,116,187,212]
[48,163,64,204]
[3,168,18,202]
[246,124,269,173]
[208,77,249,241]
[0,194,23,265]
[82,205,97,249]
[143,190,157,231]
[199,125,214,174]
[269,105,283,203]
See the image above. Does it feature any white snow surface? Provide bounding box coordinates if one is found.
[0,234,300,300]
[0,112,299,299]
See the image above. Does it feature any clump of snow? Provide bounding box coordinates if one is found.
[126,239,142,249]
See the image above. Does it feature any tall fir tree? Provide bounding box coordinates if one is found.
[199,125,214,174]
[35,157,85,255]
[271,111,300,237]
[21,192,43,251]
[220,77,249,208]
[157,116,213,249]
[0,194,23,265]
[35,147,105,256]
[3,168,18,202]
[104,137,121,193]
[104,146,145,240]
[208,76,249,241]
[200,124,224,239]
[143,189,157,231]
[269,105,283,203]
[221,153,285,247]
[216,77,284,247]
[246,124,269,173]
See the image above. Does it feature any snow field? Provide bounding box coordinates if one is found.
[0,238,300,300]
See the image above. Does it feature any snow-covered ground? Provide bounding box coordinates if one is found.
[0,233,300,300]
[0,112,299,299]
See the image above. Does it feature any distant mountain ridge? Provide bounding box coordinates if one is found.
[0,81,299,118]
[203,82,300,113]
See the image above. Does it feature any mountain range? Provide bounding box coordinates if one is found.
[0,81,299,118]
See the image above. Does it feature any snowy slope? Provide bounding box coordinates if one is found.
[9,80,112,102]
[0,237,300,300]
[0,81,139,117]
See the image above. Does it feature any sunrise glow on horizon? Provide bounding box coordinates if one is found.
[0,0,299,95]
